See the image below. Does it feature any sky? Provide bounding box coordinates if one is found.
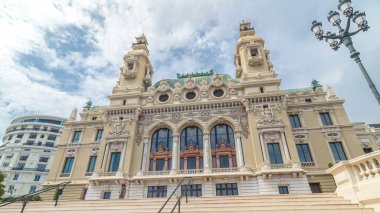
[0,0,379,139]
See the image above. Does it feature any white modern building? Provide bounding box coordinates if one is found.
[0,115,66,197]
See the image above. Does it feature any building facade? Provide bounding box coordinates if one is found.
[45,22,365,200]
[353,123,380,154]
[0,115,66,197]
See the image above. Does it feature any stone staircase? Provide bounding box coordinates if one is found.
[0,193,374,213]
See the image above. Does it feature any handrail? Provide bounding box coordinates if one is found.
[158,177,191,213]
[0,181,70,212]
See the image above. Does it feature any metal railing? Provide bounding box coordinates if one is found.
[0,181,70,213]
[158,177,191,213]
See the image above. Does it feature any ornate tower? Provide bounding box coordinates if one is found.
[234,22,280,93]
[111,35,154,106]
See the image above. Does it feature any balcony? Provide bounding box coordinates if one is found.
[6,127,62,134]
[301,162,315,167]
[259,162,305,177]
[11,167,49,172]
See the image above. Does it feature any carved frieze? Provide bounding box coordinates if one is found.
[257,108,283,127]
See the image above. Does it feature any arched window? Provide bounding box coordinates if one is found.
[180,126,203,171]
[210,124,237,169]
[149,128,173,172]
[180,126,203,151]
[210,124,235,149]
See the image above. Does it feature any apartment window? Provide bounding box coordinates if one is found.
[72,131,81,143]
[16,163,25,170]
[8,185,14,193]
[17,134,24,139]
[34,174,41,181]
[26,140,34,145]
[278,186,289,194]
[296,144,313,163]
[32,126,40,130]
[36,164,46,172]
[47,135,56,141]
[320,112,333,126]
[309,183,322,193]
[3,163,9,167]
[29,186,37,194]
[50,128,59,133]
[181,184,202,197]
[216,183,238,196]
[260,87,264,93]
[103,191,111,199]
[40,134,45,138]
[147,186,167,198]
[267,143,283,164]
[363,147,373,154]
[13,174,19,180]
[87,156,97,173]
[108,152,121,172]
[46,142,54,147]
[62,157,75,174]
[39,157,49,162]
[95,129,103,142]
[289,114,302,128]
[329,142,347,162]
[8,135,13,141]
[29,134,37,139]
[19,155,29,161]
[6,154,14,159]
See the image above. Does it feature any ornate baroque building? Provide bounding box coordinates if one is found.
[0,115,66,197]
[45,22,365,200]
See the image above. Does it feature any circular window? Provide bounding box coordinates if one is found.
[185,91,196,100]
[159,94,169,102]
[213,89,224,97]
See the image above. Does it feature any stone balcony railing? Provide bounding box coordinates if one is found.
[300,162,315,167]
[326,150,380,212]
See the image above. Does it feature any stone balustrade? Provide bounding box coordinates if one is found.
[327,150,380,212]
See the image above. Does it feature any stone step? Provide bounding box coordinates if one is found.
[0,193,374,213]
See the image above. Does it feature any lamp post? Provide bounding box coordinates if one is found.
[311,0,380,105]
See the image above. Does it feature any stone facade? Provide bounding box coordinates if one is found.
[0,115,66,197]
[45,22,365,200]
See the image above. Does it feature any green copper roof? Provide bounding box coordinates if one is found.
[154,72,239,88]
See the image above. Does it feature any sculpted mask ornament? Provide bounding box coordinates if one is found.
[185,76,196,90]
[212,74,223,87]
[257,108,282,126]
[109,119,128,136]
[158,80,170,92]
[121,55,138,79]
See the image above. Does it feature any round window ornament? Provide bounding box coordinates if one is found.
[213,89,224,97]
[186,91,196,100]
[159,94,169,102]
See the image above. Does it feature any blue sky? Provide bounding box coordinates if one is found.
[0,0,379,139]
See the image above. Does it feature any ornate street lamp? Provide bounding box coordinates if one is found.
[311,0,380,105]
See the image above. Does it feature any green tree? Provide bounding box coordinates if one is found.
[0,172,5,198]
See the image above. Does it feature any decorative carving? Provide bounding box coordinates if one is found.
[110,142,124,152]
[212,74,224,87]
[173,82,182,100]
[262,131,281,143]
[147,86,155,103]
[240,116,250,138]
[185,76,196,90]
[158,80,170,92]
[257,108,282,126]
[109,119,128,137]
[200,80,208,97]
[121,57,138,79]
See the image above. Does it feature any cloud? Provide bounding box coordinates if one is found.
[0,0,380,141]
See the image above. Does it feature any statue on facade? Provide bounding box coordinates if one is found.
[69,107,77,121]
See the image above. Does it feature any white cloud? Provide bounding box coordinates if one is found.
[0,0,380,141]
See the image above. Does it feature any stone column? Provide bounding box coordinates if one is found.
[259,133,268,162]
[171,134,179,174]
[235,132,245,169]
[118,140,128,172]
[203,134,211,173]
[140,137,149,172]
[280,132,291,162]
[101,143,110,172]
